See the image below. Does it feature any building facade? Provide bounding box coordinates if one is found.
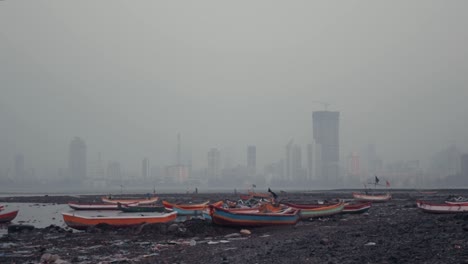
[68,137,87,183]
[207,148,221,180]
[312,111,340,185]
[247,145,256,177]
[142,158,150,180]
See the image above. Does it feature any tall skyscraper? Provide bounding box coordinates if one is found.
[68,137,87,182]
[247,145,256,177]
[14,154,25,182]
[313,111,340,184]
[142,158,149,179]
[207,148,221,179]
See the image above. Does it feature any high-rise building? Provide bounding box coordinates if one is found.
[207,148,221,179]
[346,152,360,177]
[247,146,256,177]
[285,140,303,181]
[307,144,313,181]
[107,161,121,180]
[68,137,87,182]
[165,134,189,183]
[285,140,294,181]
[142,158,149,179]
[313,111,340,184]
[14,154,25,182]
[461,154,468,178]
[88,153,105,180]
[291,144,303,181]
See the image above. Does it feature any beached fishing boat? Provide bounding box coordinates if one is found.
[247,191,272,199]
[418,191,438,195]
[239,194,252,201]
[117,203,166,213]
[209,205,299,227]
[202,201,258,221]
[342,202,372,214]
[0,210,19,223]
[101,196,159,205]
[282,201,345,219]
[445,196,468,205]
[68,202,122,210]
[417,200,468,213]
[352,192,392,202]
[162,200,210,215]
[62,211,178,230]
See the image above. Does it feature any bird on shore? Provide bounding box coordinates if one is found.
[268,188,278,200]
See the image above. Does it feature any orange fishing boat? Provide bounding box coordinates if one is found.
[101,196,159,205]
[62,211,177,230]
[162,200,210,215]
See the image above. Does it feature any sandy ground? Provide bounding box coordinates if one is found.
[1,190,468,264]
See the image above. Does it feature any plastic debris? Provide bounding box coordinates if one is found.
[240,229,251,235]
[224,233,241,238]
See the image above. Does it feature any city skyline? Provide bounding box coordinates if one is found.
[1,126,467,191]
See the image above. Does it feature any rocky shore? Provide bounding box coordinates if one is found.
[1,190,468,264]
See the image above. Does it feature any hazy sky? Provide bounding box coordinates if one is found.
[1,1,467,174]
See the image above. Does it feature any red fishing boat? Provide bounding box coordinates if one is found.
[0,210,19,223]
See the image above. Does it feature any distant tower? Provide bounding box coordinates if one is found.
[207,148,221,180]
[107,161,121,180]
[177,133,181,165]
[313,111,340,184]
[68,137,87,182]
[142,158,149,179]
[306,144,313,181]
[346,152,360,177]
[247,146,256,177]
[461,154,468,178]
[285,139,294,181]
[291,144,302,181]
[14,154,25,182]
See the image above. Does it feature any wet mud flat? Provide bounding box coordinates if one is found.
[1,190,468,264]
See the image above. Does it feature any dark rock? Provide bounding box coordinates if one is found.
[8,224,35,234]
[168,223,179,232]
